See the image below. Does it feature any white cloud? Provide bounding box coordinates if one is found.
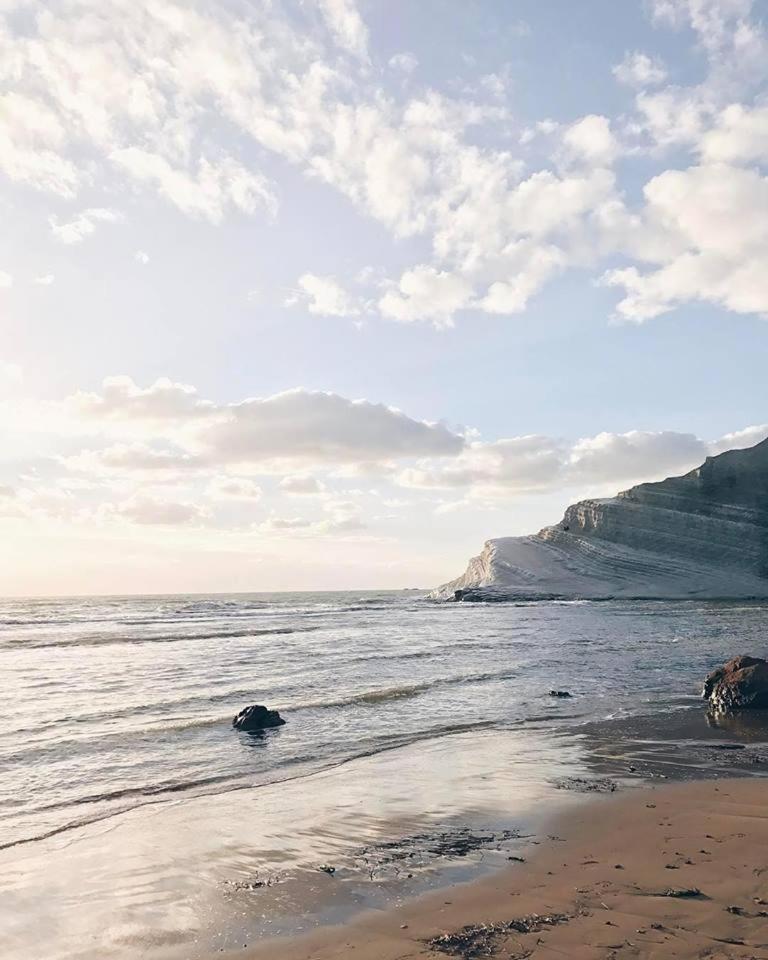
[64,442,200,475]
[206,476,262,501]
[478,243,563,315]
[708,423,768,454]
[562,115,618,167]
[68,377,465,467]
[388,52,418,73]
[0,271,12,288]
[108,494,208,527]
[399,435,566,496]
[316,0,369,60]
[397,427,753,498]
[111,150,277,223]
[613,52,668,88]
[70,376,214,421]
[379,266,473,327]
[601,164,768,320]
[699,103,768,163]
[2,0,768,334]
[651,0,755,54]
[34,274,55,286]
[279,475,325,495]
[0,92,79,197]
[257,498,366,536]
[567,430,707,484]
[198,388,465,465]
[49,208,122,244]
[260,514,314,531]
[294,273,360,317]
[134,250,150,265]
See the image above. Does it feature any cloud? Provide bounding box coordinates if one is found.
[478,243,564,315]
[70,376,214,421]
[388,52,418,73]
[64,442,200,475]
[613,52,668,88]
[279,474,325,495]
[566,430,707,484]
[198,389,465,465]
[3,0,768,335]
[0,272,12,288]
[600,164,768,320]
[651,0,755,54]
[708,423,768,454]
[68,377,465,467]
[293,273,361,317]
[49,208,122,244]
[134,250,150,265]
[34,274,55,285]
[699,103,768,163]
[108,494,209,526]
[316,0,369,60]
[0,92,79,196]
[399,435,566,496]
[257,498,366,536]
[397,427,755,499]
[379,266,473,327]
[562,115,618,166]
[260,514,314,531]
[206,476,262,501]
[110,150,277,223]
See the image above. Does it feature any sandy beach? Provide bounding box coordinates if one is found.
[238,777,768,960]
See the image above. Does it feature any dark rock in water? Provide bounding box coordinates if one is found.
[703,656,768,712]
[549,690,572,698]
[232,704,286,731]
[453,587,510,603]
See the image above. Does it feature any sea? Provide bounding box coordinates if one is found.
[2,591,768,959]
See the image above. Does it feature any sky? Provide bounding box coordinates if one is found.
[1,0,767,596]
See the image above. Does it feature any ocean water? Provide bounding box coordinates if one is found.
[2,592,768,959]
[3,591,768,852]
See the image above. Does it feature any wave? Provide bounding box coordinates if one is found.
[0,623,324,650]
[0,718,498,852]
[293,666,519,711]
[0,663,514,751]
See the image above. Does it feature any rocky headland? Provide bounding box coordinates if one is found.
[434,437,768,600]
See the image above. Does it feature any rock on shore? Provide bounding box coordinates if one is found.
[703,656,768,712]
[433,437,768,601]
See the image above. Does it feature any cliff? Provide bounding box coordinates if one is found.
[433,437,768,600]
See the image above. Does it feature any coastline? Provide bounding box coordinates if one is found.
[235,777,768,960]
[6,699,768,960]
[6,589,768,960]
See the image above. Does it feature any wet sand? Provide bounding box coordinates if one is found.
[237,777,768,960]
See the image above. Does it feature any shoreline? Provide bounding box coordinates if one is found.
[234,777,768,960]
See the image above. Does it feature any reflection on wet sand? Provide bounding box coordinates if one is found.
[0,726,588,960]
[579,704,768,782]
[4,708,768,960]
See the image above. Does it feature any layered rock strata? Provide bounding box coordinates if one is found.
[433,438,768,600]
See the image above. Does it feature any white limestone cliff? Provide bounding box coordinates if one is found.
[433,437,768,600]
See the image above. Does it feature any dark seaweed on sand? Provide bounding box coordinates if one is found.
[426,913,569,958]
[554,776,618,793]
[356,826,524,880]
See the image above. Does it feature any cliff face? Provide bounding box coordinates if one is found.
[433,438,768,600]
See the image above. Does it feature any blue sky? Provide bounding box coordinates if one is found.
[1,0,767,595]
